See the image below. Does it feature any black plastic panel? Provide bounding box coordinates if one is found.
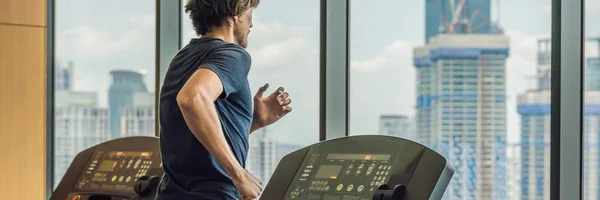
[260,135,453,200]
[50,136,162,200]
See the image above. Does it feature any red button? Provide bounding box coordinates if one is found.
[72,195,80,200]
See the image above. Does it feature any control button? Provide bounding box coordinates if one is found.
[376,171,381,175]
[357,185,365,192]
[358,164,364,170]
[347,184,354,192]
[72,195,81,200]
[387,166,392,170]
[366,164,375,175]
[348,164,354,169]
[378,165,383,170]
[325,185,330,191]
[356,170,362,175]
[373,176,378,180]
[370,181,375,186]
[385,171,389,175]
[382,177,386,182]
[126,176,132,182]
[134,159,142,169]
[370,187,374,192]
[118,176,124,182]
[111,175,117,182]
[345,170,351,175]
[336,184,344,191]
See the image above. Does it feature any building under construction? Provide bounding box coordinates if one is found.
[415,1,509,199]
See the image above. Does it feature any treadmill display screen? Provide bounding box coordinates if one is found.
[314,165,342,179]
[326,153,391,161]
[97,160,117,172]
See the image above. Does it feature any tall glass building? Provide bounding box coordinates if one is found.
[413,34,510,199]
[108,70,149,139]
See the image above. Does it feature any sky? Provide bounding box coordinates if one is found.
[56,0,600,146]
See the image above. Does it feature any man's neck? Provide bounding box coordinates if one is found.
[202,28,237,45]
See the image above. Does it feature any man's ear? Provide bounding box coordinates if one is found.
[225,17,235,27]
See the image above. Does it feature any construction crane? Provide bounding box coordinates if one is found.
[440,0,490,34]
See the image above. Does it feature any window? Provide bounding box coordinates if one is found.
[181,0,319,185]
[583,1,600,198]
[349,1,550,199]
[53,0,156,189]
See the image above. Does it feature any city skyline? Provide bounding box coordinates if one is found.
[53,0,600,199]
[57,0,600,146]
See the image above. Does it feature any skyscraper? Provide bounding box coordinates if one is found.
[120,92,155,137]
[247,128,278,183]
[56,61,74,91]
[379,114,414,140]
[54,90,109,187]
[425,0,493,43]
[413,34,510,199]
[586,57,600,91]
[108,70,149,139]
[506,143,522,200]
[518,38,600,200]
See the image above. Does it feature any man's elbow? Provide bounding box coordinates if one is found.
[176,89,210,110]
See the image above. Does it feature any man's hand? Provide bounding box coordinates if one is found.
[233,169,263,200]
[251,83,292,132]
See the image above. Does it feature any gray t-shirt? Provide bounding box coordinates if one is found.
[156,37,253,200]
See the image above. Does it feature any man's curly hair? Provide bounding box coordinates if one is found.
[185,0,260,36]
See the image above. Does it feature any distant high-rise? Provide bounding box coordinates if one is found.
[517,38,600,200]
[586,57,600,91]
[506,143,521,200]
[120,92,155,137]
[108,70,148,139]
[425,0,493,43]
[414,34,510,200]
[379,114,414,140]
[247,128,278,183]
[537,39,552,90]
[56,61,74,91]
[54,90,109,187]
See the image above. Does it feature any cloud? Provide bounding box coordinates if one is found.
[247,17,315,69]
[540,3,552,14]
[57,14,155,56]
[351,40,414,72]
[349,40,417,135]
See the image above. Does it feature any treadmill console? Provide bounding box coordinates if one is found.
[260,135,454,200]
[51,136,162,200]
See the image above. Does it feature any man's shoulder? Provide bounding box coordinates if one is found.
[211,43,250,61]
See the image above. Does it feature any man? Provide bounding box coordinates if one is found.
[156,0,292,199]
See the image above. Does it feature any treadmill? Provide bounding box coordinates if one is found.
[51,135,453,200]
[50,136,163,200]
[260,135,454,200]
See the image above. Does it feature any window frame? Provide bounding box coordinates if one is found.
[45,0,586,199]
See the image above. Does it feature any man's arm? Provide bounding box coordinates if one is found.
[176,68,244,180]
[250,117,263,134]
